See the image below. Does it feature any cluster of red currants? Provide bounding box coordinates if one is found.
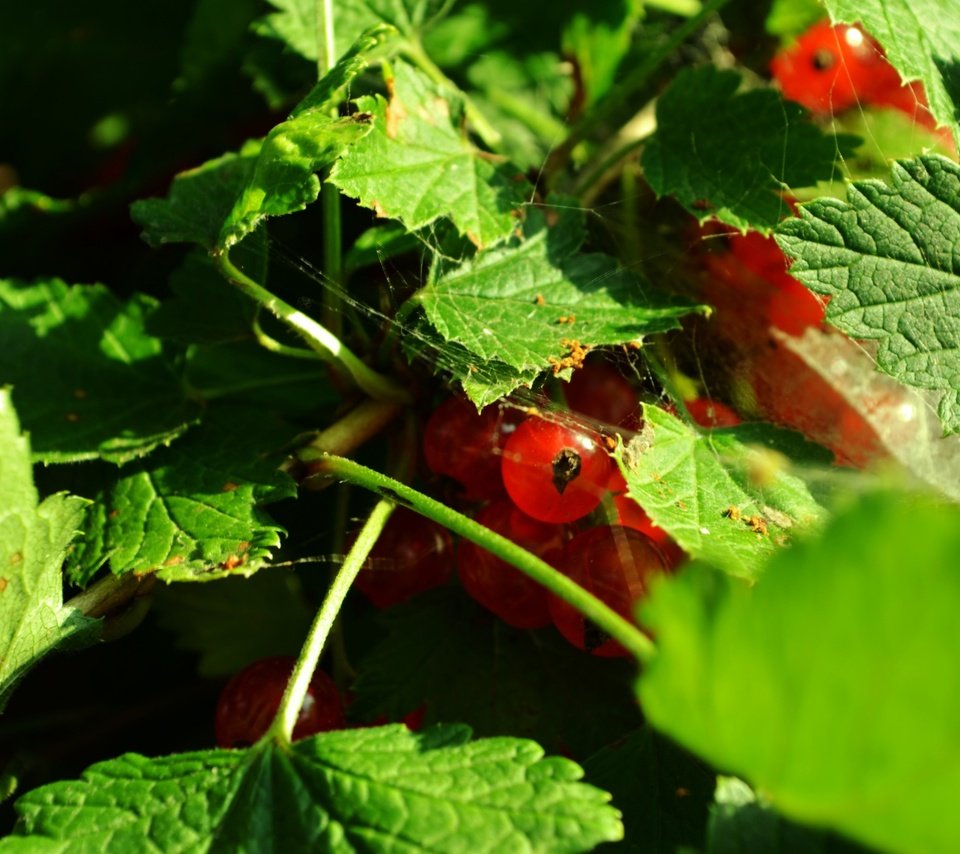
[215,363,744,747]
[770,21,936,129]
[355,359,741,656]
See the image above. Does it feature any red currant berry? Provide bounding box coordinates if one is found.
[765,272,826,335]
[458,501,567,629]
[423,395,522,500]
[548,526,667,657]
[686,397,741,428]
[501,416,613,524]
[770,22,901,115]
[353,507,453,609]
[215,656,344,748]
[607,471,685,568]
[564,358,639,427]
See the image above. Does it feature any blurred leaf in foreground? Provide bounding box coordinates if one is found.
[639,488,960,854]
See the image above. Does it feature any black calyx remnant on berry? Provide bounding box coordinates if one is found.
[551,448,582,494]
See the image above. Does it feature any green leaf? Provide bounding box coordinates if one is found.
[823,0,960,142]
[130,142,261,250]
[775,155,960,435]
[255,0,448,65]
[291,24,399,116]
[344,222,423,272]
[638,489,960,854]
[330,60,532,250]
[413,203,702,406]
[706,778,873,854]
[0,279,197,464]
[643,66,859,231]
[153,570,312,677]
[184,340,337,417]
[3,726,623,852]
[220,112,374,249]
[65,406,296,585]
[583,728,714,853]
[351,587,642,759]
[146,251,256,344]
[617,405,826,580]
[0,390,97,712]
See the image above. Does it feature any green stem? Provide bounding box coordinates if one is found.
[315,455,656,662]
[316,0,336,76]
[299,398,404,461]
[252,309,324,360]
[266,499,395,745]
[401,40,503,150]
[66,573,155,619]
[217,250,410,402]
[314,0,346,345]
[321,183,343,339]
[573,103,655,206]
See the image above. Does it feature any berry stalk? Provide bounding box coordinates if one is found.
[314,454,657,663]
[216,250,410,402]
[265,498,396,746]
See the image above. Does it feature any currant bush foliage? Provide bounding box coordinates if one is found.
[2,0,960,852]
[0,390,96,712]
[1,726,623,852]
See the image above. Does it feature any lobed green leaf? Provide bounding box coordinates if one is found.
[3,726,623,852]
[0,279,197,464]
[413,202,702,405]
[255,0,448,66]
[0,390,97,712]
[131,142,261,250]
[65,406,297,585]
[824,0,960,143]
[643,66,858,231]
[775,154,960,435]
[330,60,531,250]
[617,405,826,580]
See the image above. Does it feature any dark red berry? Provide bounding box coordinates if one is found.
[607,471,686,568]
[770,22,901,115]
[564,358,639,427]
[458,501,567,629]
[501,415,613,524]
[548,526,667,657]
[686,397,742,428]
[215,656,344,748]
[353,507,453,609]
[423,395,522,500]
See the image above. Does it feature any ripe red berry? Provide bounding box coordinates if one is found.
[353,507,453,608]
[458,501,567,629]
[770,22,902,115]
[564,358,639,427]
[423,395,522,500]
[501,415,613,524]
[215,656,344,748]
[548,526,667,657]
[607,471,686,568]
[685,397,741,428]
